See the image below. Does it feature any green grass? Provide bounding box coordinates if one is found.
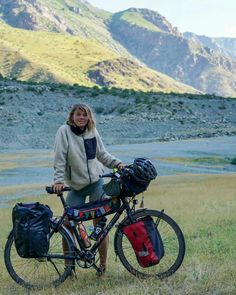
[158,156,235,168]
[0,22,197,93]
[120,11,161,32]
[0,174,236,294]
[0,24,118,85]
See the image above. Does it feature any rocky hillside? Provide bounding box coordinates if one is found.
[87,57,197,93]
[184,32,236,61]
[215,38,236,61]
[109,8,236,97]
[0,79,235,149]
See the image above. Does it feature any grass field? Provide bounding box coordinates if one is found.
[0,173,236,295]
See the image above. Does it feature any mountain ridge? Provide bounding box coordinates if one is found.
[0,0,236,96]
[109,8,236,97]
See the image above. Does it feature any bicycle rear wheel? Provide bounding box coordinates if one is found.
[114,209,185,278]
[4,220,75,290]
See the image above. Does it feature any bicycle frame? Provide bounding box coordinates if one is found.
[45,190,139,269]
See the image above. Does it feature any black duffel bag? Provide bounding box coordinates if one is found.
[12,202,53,258]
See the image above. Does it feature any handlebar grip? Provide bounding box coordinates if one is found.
[45,186,71,194]
[45,186,54,194]
[100,173,114,178]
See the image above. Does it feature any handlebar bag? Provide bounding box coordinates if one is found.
[120,169,150,197]
[67,197,121,221]
[122,216,164,267]
[12,202,53,258]
[104,173,149,198]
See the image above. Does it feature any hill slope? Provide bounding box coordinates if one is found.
[184,32,236,61]
[0,22,197,92]
[0,0,128,55]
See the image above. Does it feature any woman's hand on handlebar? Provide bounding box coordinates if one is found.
[53,183,65,193]
[117,163,126,170]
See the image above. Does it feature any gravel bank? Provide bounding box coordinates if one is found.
[0,81,236,149]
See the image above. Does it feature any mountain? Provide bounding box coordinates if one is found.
[0,0,130,56]
[184,32,236,61]
[0,1,236,96]
[109,8,236,97]
[0,20,197,93]
[215,38,236,61]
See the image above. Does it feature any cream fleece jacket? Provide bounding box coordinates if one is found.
[53,124,121,191]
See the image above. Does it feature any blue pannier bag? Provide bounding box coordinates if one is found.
[122,216,164,267]
[12,202,53,258]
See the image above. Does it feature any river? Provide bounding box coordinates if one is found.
[0,136,236,207]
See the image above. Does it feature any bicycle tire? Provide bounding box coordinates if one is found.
[4,220,75,290]
[114,209,185,279]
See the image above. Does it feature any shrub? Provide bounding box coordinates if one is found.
[94,107,104,114]
[230,157,236,165]
[118,107,127,114]
[101,86,109,94]
[92,85,100,91]
[91,91,99,97]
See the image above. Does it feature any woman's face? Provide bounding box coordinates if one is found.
[72,108,89,128]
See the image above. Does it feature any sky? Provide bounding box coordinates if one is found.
[87,0,236,38]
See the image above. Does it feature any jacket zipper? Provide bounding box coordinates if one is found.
[69,166,72,180]
[82,135,92,184]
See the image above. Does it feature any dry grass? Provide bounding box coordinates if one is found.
[0,151,53,171]
[0,174,236,294]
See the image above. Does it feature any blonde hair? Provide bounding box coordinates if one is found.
[66,103,96,130]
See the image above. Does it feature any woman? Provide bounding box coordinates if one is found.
[53,103,123,277]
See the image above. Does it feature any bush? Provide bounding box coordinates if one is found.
[230,157,236,165]
[94,107,104,114]
[118,107,126,114]
[100,86,109,94]
[91,91,99,97]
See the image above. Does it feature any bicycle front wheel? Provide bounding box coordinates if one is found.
[114,209,185,279]
[4,221,75,290]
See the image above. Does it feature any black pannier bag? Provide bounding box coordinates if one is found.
[122,216,164,267]
[67,197,121,221]
[12,202,53,258]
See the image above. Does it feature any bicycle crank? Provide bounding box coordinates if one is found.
[76,250,95,268]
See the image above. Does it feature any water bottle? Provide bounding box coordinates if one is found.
[88,225,94,235]
[78,222,91,248]
[89,217,107,241]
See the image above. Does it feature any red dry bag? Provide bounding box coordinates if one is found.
[122,216,164,267]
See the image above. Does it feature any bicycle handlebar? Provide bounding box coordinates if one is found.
[100,167,127,179]
[45,186,71,194]
[46,168,126,194]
